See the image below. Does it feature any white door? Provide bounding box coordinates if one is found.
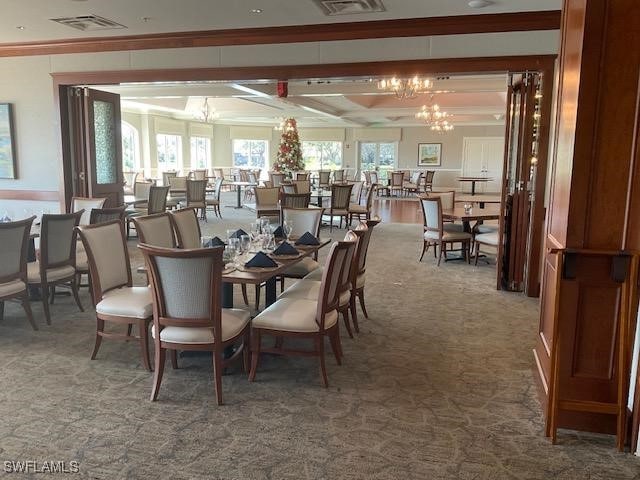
[461,137,505,194]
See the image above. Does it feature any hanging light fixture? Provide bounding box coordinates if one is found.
[377,75,433,99]
[197,97,218,123]
[415,95,454,132]
[429,120,454,132]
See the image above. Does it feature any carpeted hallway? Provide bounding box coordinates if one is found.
[1,201,639,479]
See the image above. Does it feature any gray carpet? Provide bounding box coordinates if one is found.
[1,197,639,479]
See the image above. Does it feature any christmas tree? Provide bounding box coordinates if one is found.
[273,118,305,176]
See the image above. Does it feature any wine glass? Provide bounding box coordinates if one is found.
[227,237,240,267]
[239,234,251,254]
[259,217,270,234]
[283,220,293,242]
[226,229,236,242]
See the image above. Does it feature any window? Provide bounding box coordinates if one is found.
[121,121,139,172]
[232,139,268,170]
[190,136,211,169]
[156,134,182,172]
[359,142,397,176]
[302,141,342,170]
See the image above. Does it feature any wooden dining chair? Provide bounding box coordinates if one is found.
[162,171,177,187]
[139,244,251,404]
[206,177,224,218]
[423,170,435,192]
[390,171,405,196]
[186,179,208,221]
[132,212,176,248]
[89,206,126,225]
[332,169,345,183]
[425,191,463,232]
[77,220,153,371]
[281,192,311,209]
[0,216,37,330]
[292,180,311,194]
[249,236,357,387]
[169,208,202,249]
[281,184,297,194]
[123,171,139,195]
[348,184,376,225]
[327,183,353,231]
[269,172,286,188]
[295,171,310,181]
[254,187,281,219]
[474,231,500,265]
[403,171,423,196]
[71,197,107,226]
[318,171,331,189]
[419,197,472,266]
[192,169,207,181]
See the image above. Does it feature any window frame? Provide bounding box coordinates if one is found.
[190,135,212,170]
[358,141,398,175]
[121,121,140,172]
[156,133,183,173]
[301,140,343,171]
[232,139,269,173]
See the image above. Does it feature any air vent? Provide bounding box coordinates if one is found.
[50,15,127,32]
[312,0,385,16]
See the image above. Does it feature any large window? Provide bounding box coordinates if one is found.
[232,139,268,170]
[156,134,182,172]
[359,142,397,177]
[190,136,211,169]
[121,122,139,172]
[302,141,342,170]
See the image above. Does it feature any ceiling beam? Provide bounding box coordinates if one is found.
[2,11,561,58]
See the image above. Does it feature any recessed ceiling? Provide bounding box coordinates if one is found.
[1,0,561,43]
[97,74,508,128]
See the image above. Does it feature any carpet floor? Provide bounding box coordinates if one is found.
[0,197,639,479]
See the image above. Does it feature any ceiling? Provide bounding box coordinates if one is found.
[98,74,508,129]
[2,0,561,43]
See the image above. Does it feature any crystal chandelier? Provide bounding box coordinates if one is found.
[377,76,433,99]
[197,97,218,123]
[429,120,454,132]
[415,96,454,132]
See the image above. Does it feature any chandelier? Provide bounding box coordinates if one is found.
[415,96,454,132]
[377,76,433,99]
[430,120,454,132]
[197,97,218,123]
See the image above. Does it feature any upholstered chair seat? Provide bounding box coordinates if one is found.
[252,298,338,333]
[76,251,88,270]
[0,279,27,297]
[96,286,153,319]
[476,224,499,234]
[423,230,472,242]
[151,308,250,344]
[443,223,465,233]
[278,279,350,307]
[348,204,367,213]
[475,232,499,246]
[282,257,320,278]
[27,262,77,283]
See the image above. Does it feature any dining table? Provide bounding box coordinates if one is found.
[442,205,500,232]
[457,176,493,195]
[227,181,257,209]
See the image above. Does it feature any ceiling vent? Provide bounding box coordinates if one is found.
[312,0,385,16]
[50,15,127,32]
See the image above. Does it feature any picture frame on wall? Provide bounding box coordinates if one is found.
[0,103,17,179]
[417,143,442,167]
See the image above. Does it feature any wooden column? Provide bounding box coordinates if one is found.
[534,0,640,446]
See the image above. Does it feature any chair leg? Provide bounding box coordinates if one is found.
[21,297,37,331]
[242,331,250,374]
[150,347,166,401]
[280,276,285,292]
[316,336,329,388]
[328,328,342,366]
[358,289,369,319]
[139,319,152,372]
[437,244,444,266]
[349,294,360,333]
[212,350,223,405]
[254,284,261,311]
[71,278,84,312]
[41,285,51,325]
[241,284,249,306]
[419,241,428,261]
[91,318,104,359]
[170,349,178,369]
[50,285,55,304]
[342,308,353,339]
[475,242,480,266]
[0,300,3,321]
[249,330,261,382]
[127,324,133,337]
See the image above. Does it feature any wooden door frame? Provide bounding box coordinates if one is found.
[52,54,555,295]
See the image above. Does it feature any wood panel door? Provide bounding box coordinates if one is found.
[461,137,505,193]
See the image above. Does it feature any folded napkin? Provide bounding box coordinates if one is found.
[272,241,298,256]
[245,252,278,268]
[272,225,285,238]
[230,228,248,239]
[295,232,320,246]
[206,236,225,247]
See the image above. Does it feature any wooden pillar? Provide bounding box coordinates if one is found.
[534,0,640,445]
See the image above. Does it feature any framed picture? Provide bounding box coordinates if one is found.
[417,143,442,167]
[0,103,17,179]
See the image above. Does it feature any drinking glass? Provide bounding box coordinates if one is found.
[283,220,293,241]
[227,237,240,267]
[226,229,236,241]
[239,234,251,254]
[250,222,260,241]
[262,233,276,252]
[259,217,270,234]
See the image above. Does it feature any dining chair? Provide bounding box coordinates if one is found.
[281,184,297,194]
[281,192,311,209]
[0,216,37,330]
[139,244,250,404]
[474,231,500,265]
[71,197,107,226]
[162,171,177,187]
[132,212,176,248]
[318,171,331,189]
[169,208,201,249]
[279,229,361,338]
[123,171,139,195]
[419,197,472,266]
[326,183,353,231]
[425,191,464,232]
[244,171,258,202]
[76,220,153,371]
[27,211,84,325]
[249,236,357,387]
[192,169,207,181]
[269,172,286,188]
[295,171,310,181]
[89,206,126,225]
[332,169,345,183]
[349,181,364,206]
[390,172,404,196]
[424,170,435,192]
[127,185,170,238]
[186,179,207,221]
[205,177,224,219]
[348,184,376,225]
[168,175,187,193]
[403,171,423,196]
[254,187,281,219]
[292,180,311,194]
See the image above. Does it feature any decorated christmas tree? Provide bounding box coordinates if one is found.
[273,118,305,176]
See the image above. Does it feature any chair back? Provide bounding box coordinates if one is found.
[339,230,359,295]
[316,238,357,330]
[212,177,224,202]
[424,170,435,190]
[281,192,311,209]
[90,206,126,225]
[162,171,177,186]
[239,170,249,182]
[248,171,258,184]
[410,171,422,184]
[281,207,323,238]
[355,217,380,278]
[72,197,107,226]
[330,183,353,210]
[186,179,207,206]
[168,176,187,192]
[363,183,376,209]
[132,212,176,248]
[294,171,310,181]
[263,180,273,188]
[282,184,297,194]
[124,171,139,187]
[318,171,331,187]
[192,169,207,181]
[169,208,202,249]
[40,211,83,270]
[0,216,35,284]
[255,187,280,208]
[370,171,379,184]
[391,172,404,187]
[429,191,455,210]
[77,220,132,298]
[420,198,443,241]
[148,185,169,214]
[363,171,371,185]
[269,172,286,188]
[332,170,345,183]
[292,180,311,194]
[134,182,153,201]
[213,168,225,180]
[349,181,364,205]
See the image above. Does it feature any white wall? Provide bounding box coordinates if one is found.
[0,30,558,213]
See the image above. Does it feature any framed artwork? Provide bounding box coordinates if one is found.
[417,143,442,167]
[0,103,17,179]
